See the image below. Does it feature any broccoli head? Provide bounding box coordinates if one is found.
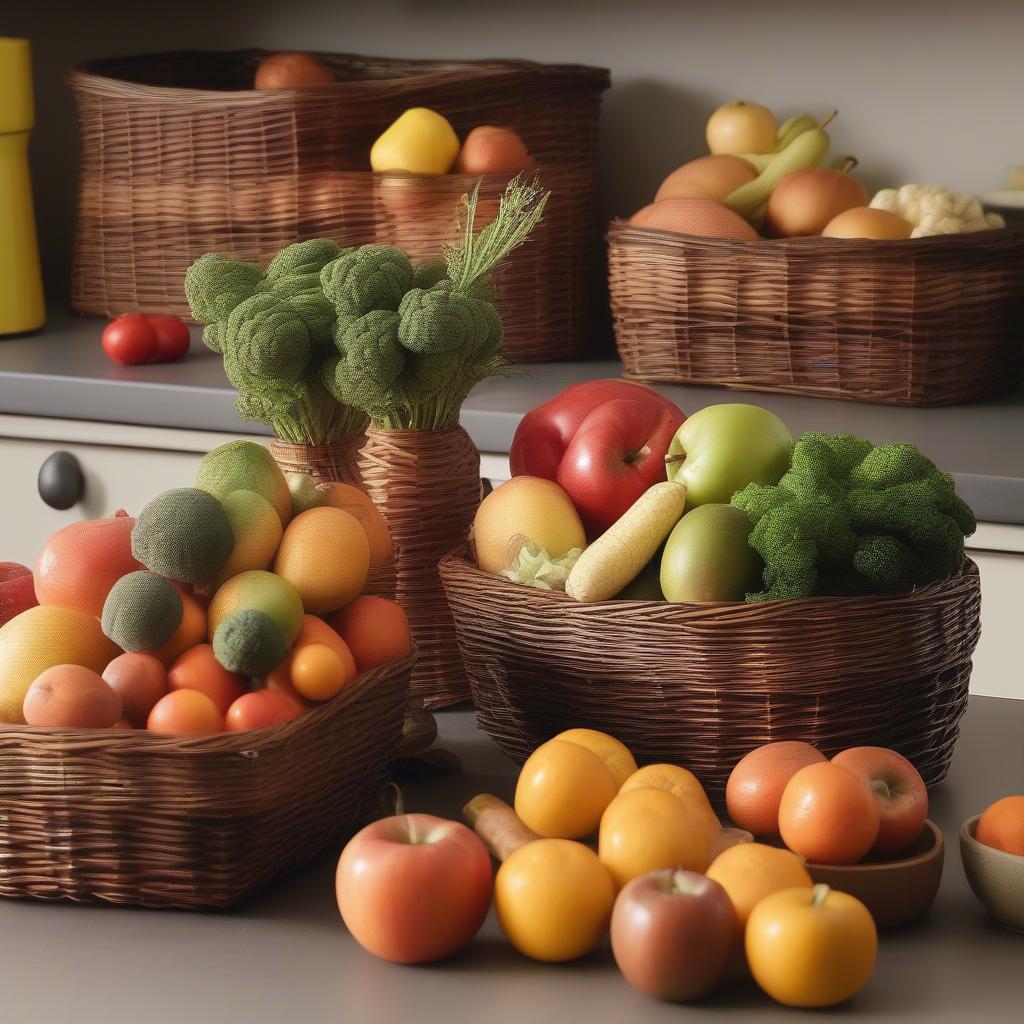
[321,245,414,319]
[412,260,449,290]
[184,253,264,323]
[732,432,976,602]
[397,286,498,355]
[225,293,311,383]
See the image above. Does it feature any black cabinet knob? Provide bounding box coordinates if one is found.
[38,450,85,510]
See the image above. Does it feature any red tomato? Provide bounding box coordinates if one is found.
[225,690,303,732]
[101,315,157,365]
[147,316,191,362]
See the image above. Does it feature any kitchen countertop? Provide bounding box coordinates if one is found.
[2,309,1023,524]
[0,695,1020,1023]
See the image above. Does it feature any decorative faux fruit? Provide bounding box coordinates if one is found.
[660,503,763,603]
[101,315,156,365]
[706,101,777,156]
[600,788,712,888]
[167,644,246,716]
[102,652,167,727]
[745,884,877,1008]
[611,869,736,1002]
[23,664,122,728]
[147,688,224,735]
[254,52,335,90]
[336,814,492,964]
[705,842,812,933]
[514,730,633,838]
[472,477,585,575]
[726,740,827,837]
[765,166,870,238]
[821,206,913,240]
[832,746,928,854]
[629,197,760,240]
[665,403,793,508]
[778,761,881,865]
[975,795,1024,856]
[329,595,411,673]
[225,689,302,731]
[655,154,758,203]
[370,107,461,175]
[455,125,535,175]
[0,562,38,625]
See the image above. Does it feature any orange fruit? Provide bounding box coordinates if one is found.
[102,652,167,727]
[976,795,1024,856]
[726,741,827,836]
[225,690,303,731]
[620,763,719,837]
[147,590,207,665]
[329,595,411,673]
[147,689,223,735]
[778,762,880,865]
[23,664,122,728]
[274,507,369,613]
[267,614,356,700]
[290,643,349,701]
[706,843,812,932]
[167,644,247,716]
[320,483,394,578]
[554,729,637,788]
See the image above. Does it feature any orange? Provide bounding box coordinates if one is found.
[147,689,223,735]
[23,664,122,728]
[267,614,356,700]
[167,643,247,716]
[291,643,349,702]
[320,483,394,578]
[620,763,719,836]
[726,741,827,837]
[147,590,207,665]
[225,690,303,731]
[706,843,812,932]
[274,507,369,613]
[329,595,411,673]
[553,728,637,788]
[778,762,880,865]
[976,795,1024,856]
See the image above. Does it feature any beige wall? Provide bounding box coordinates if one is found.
[8,0,1022,300]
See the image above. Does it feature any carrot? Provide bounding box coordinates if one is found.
[463,793,540,861]
[565,481,686,603]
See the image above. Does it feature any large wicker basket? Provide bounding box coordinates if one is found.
[68,50,609,362]
[608,220,1024,405]
[0,652,413,909]
[440,553,981,803]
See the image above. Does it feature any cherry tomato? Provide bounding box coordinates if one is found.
[225,690,303,732]
[148,316,191,362]
[102,315,158,365]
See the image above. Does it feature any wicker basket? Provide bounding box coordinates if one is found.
[440,553,981,803]
[0,652,413,908]
[608,220,1024,405]
[68,50,609,362]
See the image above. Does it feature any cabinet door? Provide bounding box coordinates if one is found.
[968,548,1023,701]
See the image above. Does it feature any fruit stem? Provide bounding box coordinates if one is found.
[838,156,859,174]
[664,453,687,466]
[871,778,893,800]
[811,883,831,908]
[819,109,838,130]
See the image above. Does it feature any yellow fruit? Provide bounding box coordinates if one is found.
[821,207,913,240]
[0,605,120,723]
[290,643,351,701]
[473,477,586,576]
[208,570,304,646]
[370,107,460,175]
[554,728,637,787]
[620,763,720,836]
[706,843,813,932]
[211,489,284,589]
[273,507,370,614]
[706,100,777,155]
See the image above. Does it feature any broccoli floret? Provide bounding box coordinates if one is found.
[732,432,976,602]
[225,293,311,383]
[265,239,345,287]
[321,245,414,319]
[397,287,497,355]
[412,260,449,290]
[184,253,265,323]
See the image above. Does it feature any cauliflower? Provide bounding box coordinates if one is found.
[869,184,1005,238]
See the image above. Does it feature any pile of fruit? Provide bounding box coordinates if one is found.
[0,440,411,733]
[630,99,1006,241]
[333,727,942,1008]
[474,379,975,603]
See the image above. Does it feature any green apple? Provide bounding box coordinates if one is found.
[660,504,763,603]
[285,471,329,517]
[665,404,792,508]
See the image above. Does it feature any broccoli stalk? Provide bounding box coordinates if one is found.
[732,432,976,602]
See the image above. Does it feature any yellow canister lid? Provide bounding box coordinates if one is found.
[0,38,34,134]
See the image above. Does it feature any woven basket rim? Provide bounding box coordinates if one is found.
[440,549,979,617]
[67,49,611,101]
[0,647,416,755]
[608,217,1024,257]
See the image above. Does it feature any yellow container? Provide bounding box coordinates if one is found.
[0,38,45,335]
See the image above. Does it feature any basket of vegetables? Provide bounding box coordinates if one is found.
[68,49,608,363]
[608,101,1024,406]
[439,382,982,801]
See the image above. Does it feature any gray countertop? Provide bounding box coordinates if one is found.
[0,696,1021,1024]
[2,309,1022,524]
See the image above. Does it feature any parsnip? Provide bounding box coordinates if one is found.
[565,481,686,603]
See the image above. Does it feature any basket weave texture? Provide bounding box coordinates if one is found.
[440,553,981,802]
[68,50,609,363]
[608,220,1024,406]
[0,652,413,908]
[360,427,480,710]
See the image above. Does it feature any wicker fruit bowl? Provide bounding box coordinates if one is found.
[440,552,981,804]
[0,650,413,909]
[608,220,1024,406]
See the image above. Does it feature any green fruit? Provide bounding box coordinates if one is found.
[285,471,329,517]
[211,490,284,589]
[132,488,234,585]
[666,404,793,509]
[208,569,303,647]
[101,571,183,651]
[212,609,288,675]
[615,551,665,601]
[660,504,763,603]
[196,440,292,527]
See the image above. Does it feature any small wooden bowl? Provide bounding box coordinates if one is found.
[804,820,944,928]
[960,815,1024,933]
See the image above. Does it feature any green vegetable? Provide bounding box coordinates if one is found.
[501,541,582,591]
[732,432,976,602]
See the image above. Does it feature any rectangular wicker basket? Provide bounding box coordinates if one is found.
[0,652,413,909]
[68,50,609,363]
[440,552,981,803]
[608,220,1024,405]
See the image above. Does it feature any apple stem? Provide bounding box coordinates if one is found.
[387,781,405,817]
[838,156,859,174]
[811,883,831,908]
[871,778,893,800]
[819,109,838,130]
[664,453,687,466]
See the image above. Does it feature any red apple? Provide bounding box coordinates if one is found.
[611,868,736,1002]
[832,747,928,855]
[510,380,685,537]
[0,562,38,626]
[336,813,492,964]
